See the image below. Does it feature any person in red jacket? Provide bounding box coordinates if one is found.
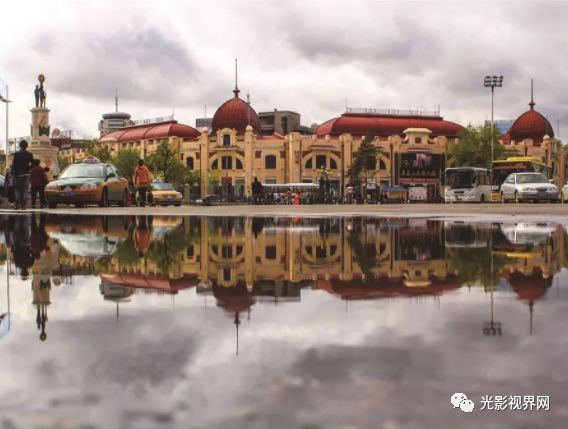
[30,159,49,208]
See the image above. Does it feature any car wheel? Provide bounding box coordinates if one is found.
[500,192,506,204]
[514,191,520,204]
[480,194,485,203]
[48,202,57,209]
[98,188,109,207]
[118,190,128,207]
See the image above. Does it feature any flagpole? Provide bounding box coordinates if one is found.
[4,84,8,155]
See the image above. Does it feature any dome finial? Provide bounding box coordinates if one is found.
[529,78,535,110]
[233,58,240,98]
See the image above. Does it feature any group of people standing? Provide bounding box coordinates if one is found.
[3,140,50,209]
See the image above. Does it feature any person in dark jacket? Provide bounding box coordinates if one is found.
[30,159,49,208]
[11,140,34,210]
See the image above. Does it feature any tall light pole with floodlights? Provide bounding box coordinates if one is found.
[483,75,503,165]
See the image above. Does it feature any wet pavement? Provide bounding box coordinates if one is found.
[0,214,567,428]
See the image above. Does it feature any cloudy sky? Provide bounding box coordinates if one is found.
[2,0,568,144]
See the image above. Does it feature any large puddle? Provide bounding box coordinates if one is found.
[0,214,567,428]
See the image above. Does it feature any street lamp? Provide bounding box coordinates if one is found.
[483,75,503,165]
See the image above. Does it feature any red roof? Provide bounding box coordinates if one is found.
[505,103,554,143]
[99,120,200,143]
[213,281,256,313]
[316,113,463,137]
[503,267,552,302]
[100,273,199,294]
[211,89,261,135]
[316,276,460,300]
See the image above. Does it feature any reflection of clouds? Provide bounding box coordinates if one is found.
[1,286,568,427]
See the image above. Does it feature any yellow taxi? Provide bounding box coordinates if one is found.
[148,181,183,206]
[45,156,129,208]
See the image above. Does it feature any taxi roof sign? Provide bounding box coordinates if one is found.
[82,156,101,164]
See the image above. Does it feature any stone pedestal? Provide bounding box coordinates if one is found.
[29,107,59,178]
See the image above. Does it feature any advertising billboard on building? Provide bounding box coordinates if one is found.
[397,152,442,184]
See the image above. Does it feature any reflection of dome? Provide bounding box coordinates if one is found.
[212,281,255,313]
[505,267,552,302]
[211,88,261,135]
[502,96,554,143]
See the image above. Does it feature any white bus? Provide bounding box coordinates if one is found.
[443,167,491,203]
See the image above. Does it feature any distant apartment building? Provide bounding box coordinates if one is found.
[258,110,301,136]
[99,111,134,137]
[195,117,213,130]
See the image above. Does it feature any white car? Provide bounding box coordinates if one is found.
[500,172,559,203]
[561,182,568,203]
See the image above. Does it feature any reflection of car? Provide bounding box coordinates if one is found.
[561,182,568,203]
[148,182,183,206]
[151,216,183,236]
[500,173,559,203]
[45,157,129,208]
[48,232,120,257]
[499,222,556,245]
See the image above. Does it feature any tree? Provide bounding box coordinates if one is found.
[347,131,381,195]
[114,148,140,188]
[450,124,515,168]
[82,139,112,162]
[147,140,180,183]
[57,156,71,171]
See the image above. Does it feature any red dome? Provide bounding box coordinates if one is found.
[211,89,261,134]
[506,103,554,143]
[100,120,200,143]
[316,112,463,137]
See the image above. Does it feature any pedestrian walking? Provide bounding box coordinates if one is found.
[4,168,16,205]
[251,177,263,205]
[11,140,34,210]
[30,159,49,208]
[134,159,152,207]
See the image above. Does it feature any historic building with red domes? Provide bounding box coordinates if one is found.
[59,75,566,199]
[499,85,565,185]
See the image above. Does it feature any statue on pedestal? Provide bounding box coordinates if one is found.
[34,85,40,108]
[38,74,46,108]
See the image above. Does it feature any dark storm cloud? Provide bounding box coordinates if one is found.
[26,26,200,105]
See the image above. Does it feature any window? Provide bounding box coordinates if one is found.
[211,159,218,170]
[222,134,231,146]
[186,157,194,170]
[366,156,376,170]
[265,155,277,169]
[265,246,277,260]
[316,155,326,169]
[316,246,326,259]
[186,245,194,258]
[305,158,313,169]
[223,267,231,282]
[330,158,337,169]
[221,156,232,170]
[222,245,233,259]
[415,137,422,144]
[236,158,243,169]
[379,159,387,170]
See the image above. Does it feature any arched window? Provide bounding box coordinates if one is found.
[330,158,337,169]
[316,155,326,169]
[305,158,313,169]
[379,158,387,170]
[186,157,194,170]
[366,156,376,170]
[265,155,277,169]
[236,158,243,170]
[211,159,218,170]
[222,134,231,146]
[221,156,232,170]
